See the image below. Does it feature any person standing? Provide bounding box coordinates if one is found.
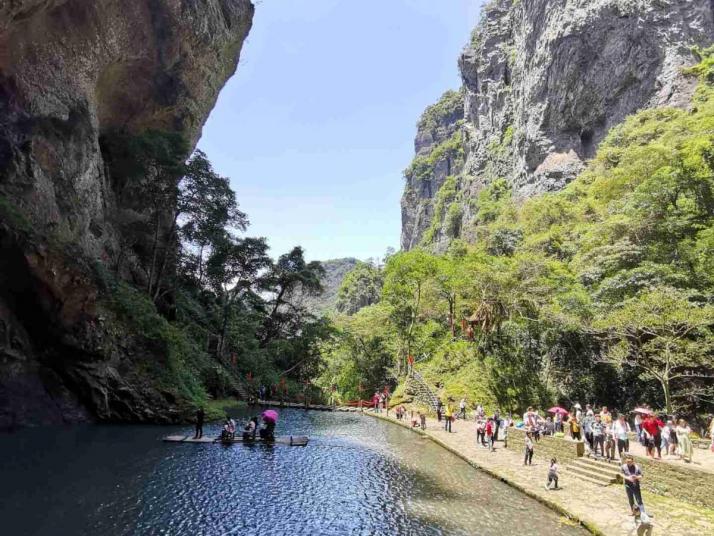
[570,413,582,441]
[642,414,664,459]
[554,411,562,433]
[444,400,454,432]
[591,414,605,457]
[613,415,630,458]
[493,409,501,441]
[600,406,613,425]
[604,422,616,462]
[485,418,494,451]
[524,432,534,465]
[420,412,426,430]
[622,455,647,515]
[459,398,467,420]
[634,412,643,441]
[436,399,443,422]
[194,407,205,439]
[476,419,485,446]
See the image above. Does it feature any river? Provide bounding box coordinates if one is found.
[0,409,587,535]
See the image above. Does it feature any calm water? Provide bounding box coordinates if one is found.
[0,410,587,536]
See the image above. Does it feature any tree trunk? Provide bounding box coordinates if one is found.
[661,377,672,415]
[147,209,161,296]
[152,211,179,303]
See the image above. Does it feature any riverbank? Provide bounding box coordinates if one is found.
[362,410,714,536]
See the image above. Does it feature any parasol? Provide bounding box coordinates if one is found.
[548,406,569,415]
[262,409,279,423]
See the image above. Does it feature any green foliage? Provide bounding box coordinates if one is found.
[418,89,464,131]
[405,130,464,183]
[422,176,459,244]
[335,261,384,315]
[324,49,714,417]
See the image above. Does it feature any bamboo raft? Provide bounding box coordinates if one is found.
[163,434,309,446]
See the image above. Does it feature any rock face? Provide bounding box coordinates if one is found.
[0,0,254,428]
[401,0,714,250]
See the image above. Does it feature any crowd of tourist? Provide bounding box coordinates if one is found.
[380,395,714,527]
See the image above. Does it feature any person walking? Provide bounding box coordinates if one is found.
[493,409,501,441]
[436,399,443,422]
[459,398,467,420]
[676,419,693,463]
[524,432,534,465]
[545,458,559,490]
[194,407,205,439]
[622,455,647,516]
[444,400,454,432]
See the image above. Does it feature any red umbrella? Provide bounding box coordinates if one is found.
[262,409,279,423]
[548,406,569,415]
[633,407,653,415]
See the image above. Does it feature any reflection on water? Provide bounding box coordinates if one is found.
[0,410,586,535]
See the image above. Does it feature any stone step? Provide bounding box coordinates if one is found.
[566,464,618,485]
[575,473,616,487]
[574,457,622,476]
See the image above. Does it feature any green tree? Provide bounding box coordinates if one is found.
[382,249,438,373]
[594,287,714,413]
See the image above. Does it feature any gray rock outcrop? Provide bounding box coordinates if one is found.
[401,0,714,250]
[0,0,254,428]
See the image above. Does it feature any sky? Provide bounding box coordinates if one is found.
[198,0,483,262]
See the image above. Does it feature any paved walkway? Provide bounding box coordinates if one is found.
[364,410,714,536]
[625,436,714,475]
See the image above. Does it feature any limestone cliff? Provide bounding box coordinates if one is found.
[0,0,253,428]
[402,0,714,251]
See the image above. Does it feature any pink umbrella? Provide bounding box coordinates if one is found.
[633,407,653,415]
[262,409,279,423]
[548,406,569,415]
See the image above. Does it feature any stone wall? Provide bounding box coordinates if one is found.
[507,428,714,509]
[632,453,714,509]
[506,427,584,463]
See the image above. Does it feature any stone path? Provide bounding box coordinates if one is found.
[364,410,714,536]
[625,436,714,475]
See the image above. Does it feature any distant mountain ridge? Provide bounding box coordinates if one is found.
[300,258,359,315]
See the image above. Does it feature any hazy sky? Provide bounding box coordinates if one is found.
[198,0,483,262]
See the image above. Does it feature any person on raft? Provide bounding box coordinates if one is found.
[221,416,236,441]
[259,417,276,441]
[243,417,258,441]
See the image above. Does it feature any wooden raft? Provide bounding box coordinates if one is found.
[163,434,309,446]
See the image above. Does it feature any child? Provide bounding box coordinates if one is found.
[524,432,534,465]
[419,412,426,430]
[545,458,559,490]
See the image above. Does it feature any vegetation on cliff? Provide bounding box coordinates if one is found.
[92,129,335,416]
[321,49,714,418]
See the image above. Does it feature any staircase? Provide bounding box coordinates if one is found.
[405,370,440,411]
[566,457,622,487]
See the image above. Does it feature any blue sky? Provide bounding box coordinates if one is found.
[198,0,483,262]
